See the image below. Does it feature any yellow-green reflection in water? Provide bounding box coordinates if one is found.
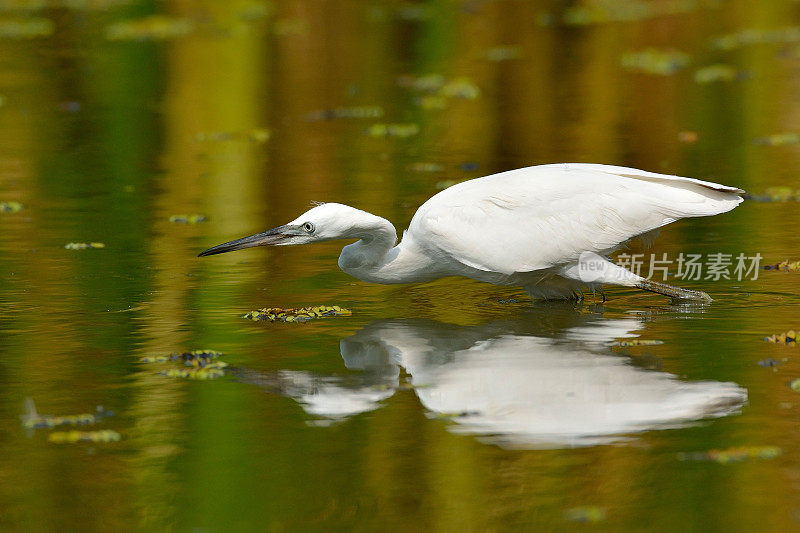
[2,0,800,530]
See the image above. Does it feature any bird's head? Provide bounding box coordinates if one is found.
[198,203,382,257]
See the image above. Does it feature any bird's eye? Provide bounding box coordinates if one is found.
[302,222,315,233]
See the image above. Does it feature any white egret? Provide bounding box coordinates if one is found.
[199,163,744,301]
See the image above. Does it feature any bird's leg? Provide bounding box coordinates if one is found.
[589,285,606,303]
[636,279,712,303]
[561,256,712,303]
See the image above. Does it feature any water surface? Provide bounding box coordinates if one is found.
[2,1,800,531]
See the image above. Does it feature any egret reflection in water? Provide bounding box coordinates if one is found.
[239,308,746,448]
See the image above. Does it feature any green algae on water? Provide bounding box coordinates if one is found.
[694,64,741,83]
[563,0,708,25]
[169,214,207,224]
[397,74,480,100]
[712,26,800,51]
[752,133,800,146]
[407,162,444,173]
[48,429,121,444]
[414,94,448,110]
[140,349,224,368]
[159,365,227,380]
[564,506,607,523]
[304,106,384,121]
[440,78,481,100]
[0,201,23,212]
[621,48,690,75]
[745,187,800,202]
[195,128,270,143]
[21,398,113,431]
[677,446,782,464]
[64,242,105,249]
[763,259,800,271]
[483,46,522,62]
[435,180,462,190]
[397,73,445,92]
[367,123,420,138]
[609,339,664,347]
[141,349,228,379]
[243,305,352,323]
[105,15,193,40]
[764,330,798,344]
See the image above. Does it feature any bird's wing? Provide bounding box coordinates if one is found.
[409,164,743,275]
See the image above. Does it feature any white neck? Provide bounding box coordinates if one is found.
[337,215,440,284]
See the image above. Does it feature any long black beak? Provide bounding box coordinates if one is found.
[198,225,295,257]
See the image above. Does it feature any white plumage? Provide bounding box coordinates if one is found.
[415,164,741,272]
[199,163,744,301]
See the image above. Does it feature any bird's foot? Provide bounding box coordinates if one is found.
[636,279,712,303]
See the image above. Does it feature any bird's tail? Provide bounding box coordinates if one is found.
[615,171,744,217]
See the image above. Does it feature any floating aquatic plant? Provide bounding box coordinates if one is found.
[752,132,800,146]
[712,26,800,51]
[169,214,206,224]
[609,339,664,347]
[435,180,462,190]
[21,398,113,430]
[563,0,706,26]
[105,15,193,40]
[195,128,270,143]
[140,349,223,367]
[397,74,480,100]
[621,48,690,75]
[764,330,797,344]
[159,365,227,380]
[440,78,481,100]
[64,242,105,249]
[0,201,23,212]
[414,94,447,110]
[397,73,445,92]
[367,123,420,138]
[243,305,352,322]
[407,162,444,172]
[563,506,607,523]
[304,106,384,121]
[141,349,228,379]
[48,429,121,443]
[763,259,800,271]
[677,446,782,464]
[694,64,742,84]
[745,187,800,202]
